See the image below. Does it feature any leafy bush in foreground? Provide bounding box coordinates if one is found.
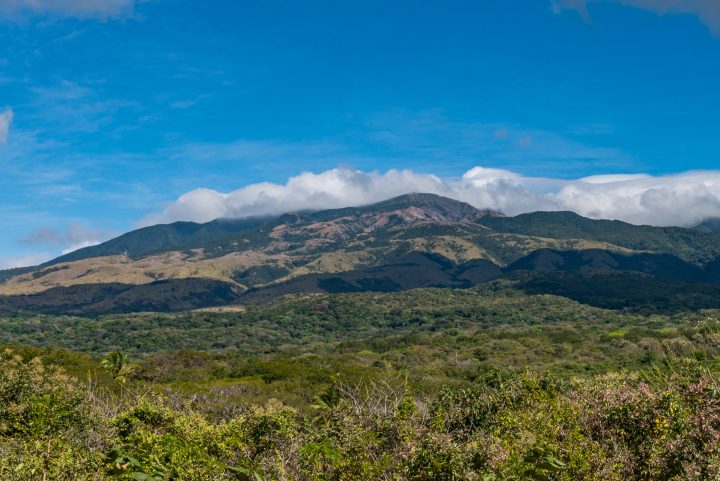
[4,350,720,480]
[0,348,110,480]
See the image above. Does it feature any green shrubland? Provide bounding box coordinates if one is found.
[4,286,720,479]
[4,348,720,480]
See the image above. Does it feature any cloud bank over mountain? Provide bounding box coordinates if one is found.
[145,167,720,228]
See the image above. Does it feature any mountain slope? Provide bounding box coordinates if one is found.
[0,278,242,316]
[478,211,720,264]
[3,247,719,314]
[238,247,720,304]
[2,194,633,296]
[505,248,710,282]
[238,252,503,304]
[49,216,270,265]
[47,193,497,266]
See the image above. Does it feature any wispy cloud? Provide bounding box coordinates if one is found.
[16,223,118,261]
[144,166,720,228]
[23,223,116,249]
[0,0,137,21]
[0,108,13,144]
[362,111,634,176]
[553,0,720,34]
[29,80,135,134]
[169,100,197,110]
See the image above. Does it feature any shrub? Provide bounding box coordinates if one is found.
[0,348,110,480]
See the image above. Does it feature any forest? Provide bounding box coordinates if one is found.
[3,283,720,480]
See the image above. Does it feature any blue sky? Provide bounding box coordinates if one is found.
[1,0,720,267]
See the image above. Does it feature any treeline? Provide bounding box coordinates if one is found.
[3,290,720,423]
[0,283,717,356]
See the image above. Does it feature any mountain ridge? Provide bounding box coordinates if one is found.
[42,193,500,267]
[3,193,720,314]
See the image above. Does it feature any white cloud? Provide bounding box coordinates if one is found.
[0,108,13,144]
[142,168,452,225]
[0,0,136,20]
[553,0,720,34]
[0,252,52,270]
[143,166,720,228]
[579,174,651,184]
[61,240,101,255]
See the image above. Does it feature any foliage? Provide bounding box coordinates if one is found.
[0,348,110,480]
[4,283,720,479]
[5,348,720,480]
[1,284,716,355]
[101,351,138,383]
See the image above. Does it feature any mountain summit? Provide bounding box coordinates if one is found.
[338,193,502,223]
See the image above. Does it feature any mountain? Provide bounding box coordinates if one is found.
[2,193,720,314]
[47,193,499,265]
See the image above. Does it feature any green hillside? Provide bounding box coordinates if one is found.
[478,211,720,264]
[48,216,271,264]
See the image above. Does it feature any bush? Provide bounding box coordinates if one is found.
[4,345,720,480]
[0,348,110,480]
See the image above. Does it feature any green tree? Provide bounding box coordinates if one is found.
[101,351,137,383]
